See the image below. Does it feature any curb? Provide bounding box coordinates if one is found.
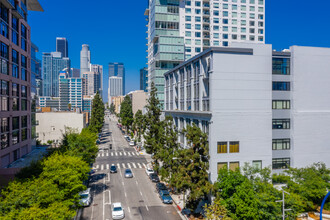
[172,197,188,220]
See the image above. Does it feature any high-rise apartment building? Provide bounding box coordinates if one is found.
[83,71,100,96]
[80,44,91,76]
[108,76,123,106]
[140,67,148,92]
[90,64,103,96]
[42,52,70,97]
[109,62,125,94]
[146,0,265,105]
[59,72,83,111]
[0,0,43,170]
[56,37,68,58]
[164,44,330,183]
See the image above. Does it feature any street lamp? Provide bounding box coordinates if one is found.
[276,190,291,220]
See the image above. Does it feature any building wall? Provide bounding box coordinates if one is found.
[129,90,148,115]
[290,46,330,169]
[111,96,124,114]
[109,62,125,94]
[80,44,90,76]
[36,112,87,144]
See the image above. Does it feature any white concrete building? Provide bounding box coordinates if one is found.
[108,76,123,106]
[128,90,148,115]
[164,44,330,183]
[146,0,265,105]
[36,112,87,144]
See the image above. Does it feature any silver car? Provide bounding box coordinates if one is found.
[124,169,133,178]
[79,188,91,207]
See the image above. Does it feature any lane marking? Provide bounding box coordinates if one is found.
[132,163,137,169]
[106,153,109,157]
[136,180,138,185]
[106,173,110,182]
[123,152,126,156]
[122,163,126,169]
[137,163,142,169]
[125,192,127,198]
[101,164,104,170]
[119,152,122,156]
[115,152,118,156]
[128,207,131,213]
[102,153,104,157]
[117,163,120,169]
[140,191,143,196]
[106,164,109,170]
[143,163,147,168]
[103,176,105,220]
[127,163,131,169]
[96,165,99,169]
[111,152,113,156]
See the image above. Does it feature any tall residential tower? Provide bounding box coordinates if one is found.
[146,0,265,105]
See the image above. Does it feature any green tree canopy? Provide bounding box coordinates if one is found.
[119,95,134,132]
[89,92,105,133]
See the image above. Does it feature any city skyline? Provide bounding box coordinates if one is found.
[28,0,330,96]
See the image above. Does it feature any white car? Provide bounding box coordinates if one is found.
[79,188,92,207]
[145,167,154,176]
[129,140,135,146]
[111,202,125,219]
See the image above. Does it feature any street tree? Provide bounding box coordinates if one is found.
[89,92,105,133]
[119,95,133,132]
[110,103,116,114]
[132,109,144,142]
[204,198,232,220]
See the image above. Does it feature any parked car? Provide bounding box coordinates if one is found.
[110,165,117,173]
[124,169,133,178]
[149,173,160,182]
[159,190,173,204]
[111,202,125,219]
[124,135,129,139]
[79,188,92,207]
[126,137,131,142]
[181,208,192,218]
[145,167,154,176]
[129,140,135,146]
[96,139,100,145]
[156,182,167,192]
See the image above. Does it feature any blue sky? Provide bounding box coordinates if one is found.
[29,0,330,99]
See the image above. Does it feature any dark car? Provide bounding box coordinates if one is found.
[149,173,160,182]
[156,182,167,192]
[181,208,192,218]
[159,190,173,204]
[110,165,117,173]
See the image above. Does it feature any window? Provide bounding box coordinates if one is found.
[185,23,191,29]
[12,98,19,111]
[195,32,201,37]
[241,27,246,33]
[195,16,201,22]
[223,19,228,24]
[21,99,27,111]
[185,31,191,37]
[223,4,228,9]
[12,49,18,64]
[195,24,201,30]
[273,58,290,75]
[21,115,28,128]
[21,128,27,141]
[12,130,19,145]
[213,26,219,31]
[195,39,201,45]
[1,97,8,111]
[273,82,290,91]
[223,34,228,39]
[223,11,228,17]
[195,1,201,6]
[232,5,237,10]
[214,10,219,16]
[214,18,219,23]
[273,139,291,150]
[0,81,8,95]
[252,161,262,170]
[229,141,239,153]
[232,12,237,17]
[185,8,191,13]
[214,3,219,8]
[232,27,237,32]
[214,33,219,39]
[229,162,239,171]
[12,116,19,130]
[185,16,191,21]
[12,83,18,96]
[185,47,191,53]
[217,162,227,173]
[217,142,227,153]
[1,133,9,149]
[223,41,228,46]
[185,1,191,6]
[223,26,228,31]
[272,100,290,109]
[185,39,191,45]
[195,47,201,52]
[214,41,219,46]
[195,9,201,14]
[272,158,290,170]
[272,119,290,129]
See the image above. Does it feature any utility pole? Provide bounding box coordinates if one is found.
[276,190,292,220]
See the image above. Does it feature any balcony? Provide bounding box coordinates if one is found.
[13,4,25,19]
[203,10,210,16]
[1,0,15,9]
[203,3,210,8]
[203,40,210,46]
[21,1,27,12]
[203,34,210,39]
[203,25,210,31]
[203,18,210,23]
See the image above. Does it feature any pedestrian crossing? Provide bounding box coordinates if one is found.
[97,151,140,157]
[93,162,147,170]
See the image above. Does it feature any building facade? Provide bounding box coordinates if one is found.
[0,0,43,170]
[108,76,123,106]
[31,42,40,144]
[56,37,68,58]
[80,44,91,76]
[128,90,148,115]
[39,96,59,110]
[111,96,124,114]
[83,71,100,96]
[109,62,125,94]
[164,44,330,183]
[90,64,103,96]
[140,67,148,92]
[58,72,83,111]
[146,0,265,106]
[70,68,80,78]
[42,51,70,97]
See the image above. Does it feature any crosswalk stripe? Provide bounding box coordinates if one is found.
[126,152,130,156]
[137,163,142,168]
[119,152,122,156]
[117,163,120,169]
[122,163,126,169]
[127,163,131,169]
[115,152,118,156]
[96,165,99,169]
[123,152,126,156]
[132,163,137,168]
[101,164,104,170]
[106,164,109,169]
[143,163,147,168]
[111,152,114,156]
[106,153,109,157]
[98,153,100,157]
[102,153,104,157]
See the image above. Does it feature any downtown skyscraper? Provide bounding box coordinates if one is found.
[146,0,265,105]
[109,62,125,95]
[80,44,91,76]
[56,37,68,58]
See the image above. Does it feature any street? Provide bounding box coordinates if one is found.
[80,114,182,220]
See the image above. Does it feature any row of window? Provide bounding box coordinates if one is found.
[217,141,239,153]
[186,0,264,5]
[185,6,264,14]
[1,116,29,149]
[0,97,28,111]
[1,80,28,97]
[1,128,28,149]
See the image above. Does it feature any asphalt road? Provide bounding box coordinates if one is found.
[80,114,182,220]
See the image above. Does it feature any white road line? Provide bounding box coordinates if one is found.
[140,191,143,196]
[103,177,105,220]
[106,164,109,170]
[117,163,120,169]
[122,163,126,169]
[109,190,111,205]
[128,207,131,213]
[111,152,113,156]
[123,152,127,156]
[102,153,104,157]
[101,164,104,170]
[127,163,131,169]
[136,180,139,185]
[115,152,118,156]
[146,205,149,211]
[137,163,142,168]
[98,153,100,157]
[106,153,109,157]
[143,163,147,168]
[96,165,99,169]
[119,152,122,156]
[106,173,110,182]
[125,192,127,198]
[132,163,137,169]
